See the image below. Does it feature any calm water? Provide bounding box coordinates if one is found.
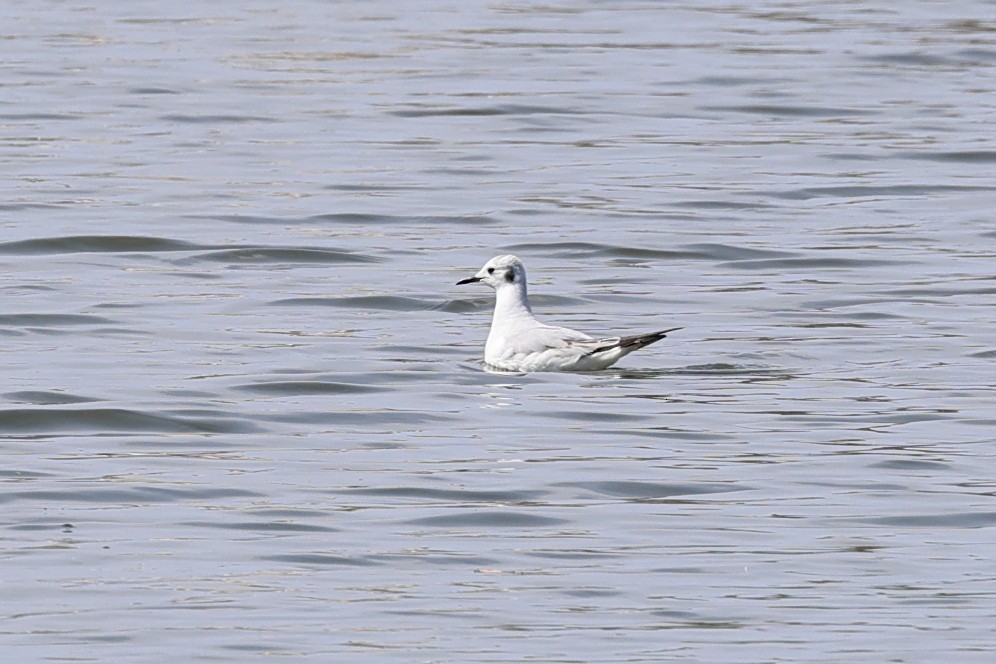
[2,1,995,662]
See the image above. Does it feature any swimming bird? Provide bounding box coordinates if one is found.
[456,255,679,372]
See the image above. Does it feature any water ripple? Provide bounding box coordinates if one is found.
[181,520,338,533]
[268,295,437,311]
[564,481,747,499]
[0,408,261,435]
[766,184,994,200]
[721,257,901,270]
[0,236,380,268]
[4,391,101,405]
[506,241,794,262]
[343,487,546,503]
[407,511,569,527]
[0,235,202,255]
[161,113,277,123]
[0,486,261,505]
[198,213,497,226]
[180,247,379,265]
[261,554,380,567]
[0,313,117,330]
[233,381,389,396]
[860,512,996,528]
[897,150,996,163]
[389,103,577,118]
[701,104,872,117]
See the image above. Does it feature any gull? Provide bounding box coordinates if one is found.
[456,255,679,372]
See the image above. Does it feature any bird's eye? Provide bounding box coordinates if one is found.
[487,267,495,274]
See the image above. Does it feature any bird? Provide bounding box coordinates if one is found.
[456,255,679,372]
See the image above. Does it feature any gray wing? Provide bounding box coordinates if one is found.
[510,325,680,357]
[506,323,593,355]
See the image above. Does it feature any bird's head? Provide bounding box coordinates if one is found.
[456,255,527,290]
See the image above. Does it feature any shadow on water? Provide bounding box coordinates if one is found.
[462,359,794,383]
[595,363,794,380]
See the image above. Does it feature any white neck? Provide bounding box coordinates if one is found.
[490,281,534,328]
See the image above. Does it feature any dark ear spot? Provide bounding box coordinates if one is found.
[505,270,515,283]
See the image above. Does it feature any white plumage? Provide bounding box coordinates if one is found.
[457,255,679,372]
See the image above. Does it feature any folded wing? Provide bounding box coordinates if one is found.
[509,324,593,355]
[492,324,680,372]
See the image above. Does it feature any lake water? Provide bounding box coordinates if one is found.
[2,1,995,662]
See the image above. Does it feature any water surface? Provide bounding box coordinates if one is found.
[2,1,995,662]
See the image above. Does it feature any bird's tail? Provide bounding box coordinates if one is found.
[593,327,681,354]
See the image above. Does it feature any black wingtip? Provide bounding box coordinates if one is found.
[593,327,681,354]
[634,326,680,339]
[627,327,680,347]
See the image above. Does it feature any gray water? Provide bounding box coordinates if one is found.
[2,1,995,662]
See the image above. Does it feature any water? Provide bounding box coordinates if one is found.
[2,1,995,661]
